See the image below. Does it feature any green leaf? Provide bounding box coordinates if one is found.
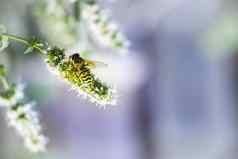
[24,46,34,54]
[23,38,44,54]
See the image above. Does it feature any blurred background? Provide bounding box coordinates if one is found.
[0,0,238,159]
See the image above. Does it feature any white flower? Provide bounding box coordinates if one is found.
[0,84,24,107]
[24,134,48,153]
[7,103,39,133]
[72,82,117,107]
[6,102,47,153]
[82,3,130,54]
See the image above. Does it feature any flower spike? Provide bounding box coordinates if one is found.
[0,65,47,153]
[82,3,130,54]
[46,47,117,107]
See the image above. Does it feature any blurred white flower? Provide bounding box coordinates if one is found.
[24,133,48,153]
[6,102,48,153]
[0,76,47,153]
[0,84,24,107]
[82,3,130,54]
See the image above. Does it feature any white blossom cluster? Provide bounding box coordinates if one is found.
[70,83,117,107]
[0,84,48,153]
[0,84,24,107]
[82,3,130,54]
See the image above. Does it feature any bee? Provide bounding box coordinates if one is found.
[69,53,107,70]
[68,53,108,88]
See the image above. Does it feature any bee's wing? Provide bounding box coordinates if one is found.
[84,59,108,69]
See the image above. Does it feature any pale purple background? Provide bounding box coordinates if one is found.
[0,0,237,159]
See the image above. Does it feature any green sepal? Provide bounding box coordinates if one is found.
[25,38,44,54]
[24,46,34,54]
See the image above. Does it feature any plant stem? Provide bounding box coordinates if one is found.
[0,77,9,90]
[1,34,46,54]
[2,34,29,45]
[74,0,81,22]
[85,0,96,5]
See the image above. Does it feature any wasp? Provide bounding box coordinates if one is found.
[68,53,108,90]
[69,53,107,70]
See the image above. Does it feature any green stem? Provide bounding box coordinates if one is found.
[1,34,46,54]
[74,0,81,22]
[2,34,29,45]
[0,77,9,90]
[85,0,96,5]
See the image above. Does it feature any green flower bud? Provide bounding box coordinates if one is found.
[46,47,65,67]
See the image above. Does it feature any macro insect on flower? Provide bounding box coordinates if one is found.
[46,48,116,106]
[0,0,130,154]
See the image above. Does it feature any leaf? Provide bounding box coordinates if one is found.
[23,39,43,55]
[24,47,34,54]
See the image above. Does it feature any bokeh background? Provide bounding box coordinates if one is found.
[0,0,238,159]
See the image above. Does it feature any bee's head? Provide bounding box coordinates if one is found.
[70,53,84,63]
